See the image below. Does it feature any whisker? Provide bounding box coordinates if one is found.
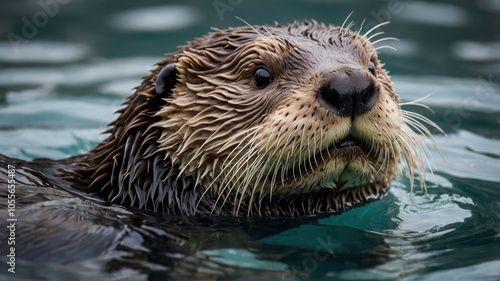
[375,45,397,52]
[398,124,438,193]
[237,153,267,215]
[366,31,385,42]
[213,147,258,214]
[345,20,356,31]
[400,93,434,107]
[358,18,367,34]
[402,110,445,136]
[363,21,390,38]
[341,11,355,30]
[196,127,262,213]
[223,143,264,214]
[371,37,399,46]
[234,16,270,40]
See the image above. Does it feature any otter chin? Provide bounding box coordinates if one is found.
[1,21,440,218]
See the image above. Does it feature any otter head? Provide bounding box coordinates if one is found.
[79,21,438,217]
[146,21,440,217]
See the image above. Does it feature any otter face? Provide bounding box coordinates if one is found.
[154,22,437,216]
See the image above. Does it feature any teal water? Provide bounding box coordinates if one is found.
[1,0,499,280]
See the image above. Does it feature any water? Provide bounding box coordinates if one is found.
[0,0,499,280]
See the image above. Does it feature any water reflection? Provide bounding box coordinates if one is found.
[110,5,200,32]
[0,41,88,64]
[394,1,469,27]
[453,41,500,62]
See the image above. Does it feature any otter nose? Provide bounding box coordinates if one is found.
[318,69,378,117]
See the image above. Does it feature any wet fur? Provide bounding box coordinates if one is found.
[1,21,439,218]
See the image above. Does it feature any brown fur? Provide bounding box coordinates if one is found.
[26,21,438,217]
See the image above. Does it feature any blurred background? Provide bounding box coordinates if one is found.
[1,0,498,76]
[0,1,499,280]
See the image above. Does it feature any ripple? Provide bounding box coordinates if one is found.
[99,78,139,96]
[483,63,500,74]
[394,1,468,27]
[419,260,500,280]
[0,98,117,128]
[477,0,500,13]
[453,41,500,61]
[2,87,55,104]
[394,75,500,112]
[0,128,105,160]
[200,249,287,271]
[111,5,200,32]
[379,39,419,57]
[431,131,500,182]
[390,184,473,233]
[0,41,88,64]
[0,57,159,87]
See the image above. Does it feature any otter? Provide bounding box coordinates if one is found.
[0,21,439,219]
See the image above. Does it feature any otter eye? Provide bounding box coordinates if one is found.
[368,61,376,77]
[253,66,273,88]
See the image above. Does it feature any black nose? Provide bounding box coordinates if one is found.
[318,69,378,117]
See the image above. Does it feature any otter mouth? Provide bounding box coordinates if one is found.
[275,134,373,182]
[311,134,372,164]
[332,135,366,150]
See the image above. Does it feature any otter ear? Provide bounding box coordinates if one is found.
[155,63,178,97]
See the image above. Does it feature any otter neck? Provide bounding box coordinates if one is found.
[66,89,222,216]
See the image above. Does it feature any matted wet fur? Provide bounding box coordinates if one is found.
[0,20,440,218]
